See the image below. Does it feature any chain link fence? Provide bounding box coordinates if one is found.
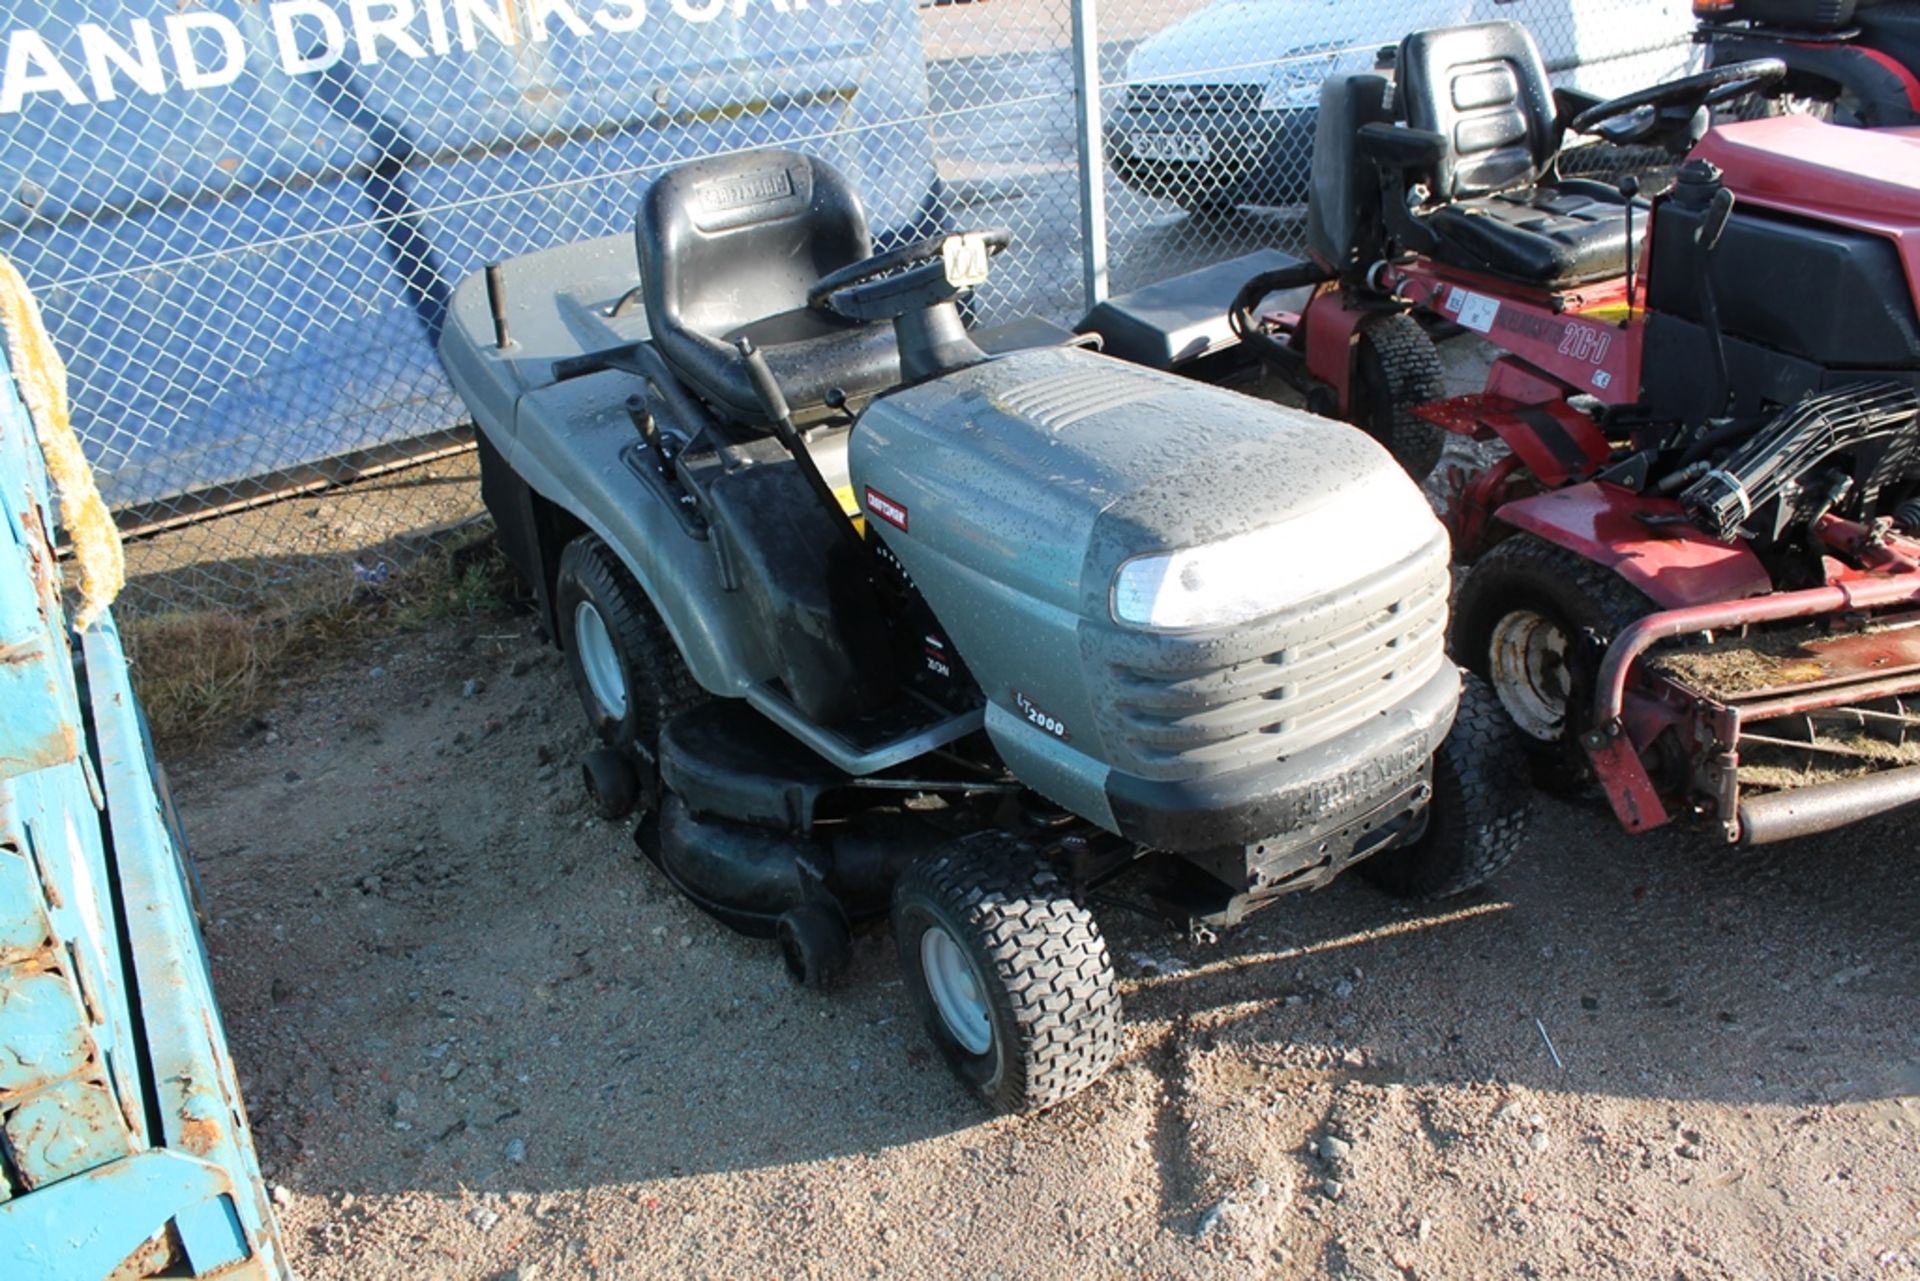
[1,0,1696,615]
[1093,0,1702,297]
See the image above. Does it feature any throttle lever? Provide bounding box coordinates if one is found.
[1699,187,1736,254]
[1694,187,1738,415]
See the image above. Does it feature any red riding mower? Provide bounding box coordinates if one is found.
[1232,19,1920,846]
[1699,0,1920,128]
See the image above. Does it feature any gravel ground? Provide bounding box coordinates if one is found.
[173,595,1920,1281]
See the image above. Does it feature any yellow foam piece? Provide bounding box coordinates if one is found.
[0,256,123,630]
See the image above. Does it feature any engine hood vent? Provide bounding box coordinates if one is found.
[990,362,1169,432]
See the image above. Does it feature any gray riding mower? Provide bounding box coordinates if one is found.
[437,150,1531,1113]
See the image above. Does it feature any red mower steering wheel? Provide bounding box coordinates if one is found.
[1569,58,1789,137]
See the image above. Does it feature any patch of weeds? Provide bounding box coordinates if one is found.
[125,527,523,749]
[386,535,522,627]
[126,600,315,748]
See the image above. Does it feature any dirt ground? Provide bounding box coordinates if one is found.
[171,592,1920,1281]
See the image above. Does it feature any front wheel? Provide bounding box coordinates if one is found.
[893,840,1120,1115]
[1357,672,1532,900]
[1175,191,1239,219]
[1450,533,1653,789]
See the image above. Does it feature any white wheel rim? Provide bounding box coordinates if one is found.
[573,601,628,721]
[1488,608,1571,743]
[920,925,993,1056]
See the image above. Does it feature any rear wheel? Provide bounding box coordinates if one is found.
[893,840,1119,1115]
[1451,534,1653,789]
[554,534,706,758]
[1728,77,1863,127]
[1358,672,1532,899]
[1352,313,1446,478]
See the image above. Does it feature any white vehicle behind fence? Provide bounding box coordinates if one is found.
[1108,0,1700,214]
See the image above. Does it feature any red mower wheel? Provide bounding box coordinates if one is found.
[1451,534,1653,790]
[1352,313,1446,479]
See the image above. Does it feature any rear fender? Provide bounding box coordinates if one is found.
[1495,482,1772,608]
[1302,289,1375,415]
[506,374,779,698]
[476,428,572,643]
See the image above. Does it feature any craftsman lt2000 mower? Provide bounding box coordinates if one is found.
[1234,18,1920,846]
[438,149,1530,1113]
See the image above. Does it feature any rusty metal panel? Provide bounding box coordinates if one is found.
[3,1078,125,1191]
[81,615,285,1277]
[0,849,49,959]
[0,301,285,1275]
[0,493,76,784]
[0,1149,245,1281]
[0,969,93,1096]
[0,772,147,1190]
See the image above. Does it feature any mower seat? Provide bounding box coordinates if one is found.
[636,150,900,424]
[1397,21,1646,288]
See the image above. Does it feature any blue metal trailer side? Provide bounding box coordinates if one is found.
[0,289,286,1277]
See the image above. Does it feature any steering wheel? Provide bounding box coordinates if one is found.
[807,228,1012,323]
[1569,58,1788,139]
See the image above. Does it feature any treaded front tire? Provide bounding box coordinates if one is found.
[1451,533,1653,788]
[1357,672,1532,900]
[554,534,705,756]
[1354,312,1446,478]
[893,839,1120,1115]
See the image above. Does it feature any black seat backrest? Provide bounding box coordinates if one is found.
[1398,22,1558,199]
[636,150,872,348]
[1305,71,1397,270]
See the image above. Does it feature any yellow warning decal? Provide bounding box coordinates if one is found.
[1576,302,1641,324]
[832,484,867,535]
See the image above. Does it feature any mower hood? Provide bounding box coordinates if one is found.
[850,345,1453,837]
[1694,115,1920,303]
[851,344,1434,627]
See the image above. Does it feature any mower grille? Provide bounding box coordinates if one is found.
[1090,535,1451,779]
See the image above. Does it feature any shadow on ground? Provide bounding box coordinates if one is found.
[171,595,1920,1205]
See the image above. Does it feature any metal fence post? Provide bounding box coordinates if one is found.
[1070,0,1109,310]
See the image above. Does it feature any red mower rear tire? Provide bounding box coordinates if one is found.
[1358,672,1532,900]
[1353,313,1446,479]
[1451,533,1653,790]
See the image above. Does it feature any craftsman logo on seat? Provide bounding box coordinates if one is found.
[700,170,795,211]
[865,486,909,531]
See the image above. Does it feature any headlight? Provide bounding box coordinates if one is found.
[1259,55,1338,111]
[1111,469,1442,631]
[1258,48,1375,111]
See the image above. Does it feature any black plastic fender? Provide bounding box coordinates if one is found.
[1709,31,1920,125]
